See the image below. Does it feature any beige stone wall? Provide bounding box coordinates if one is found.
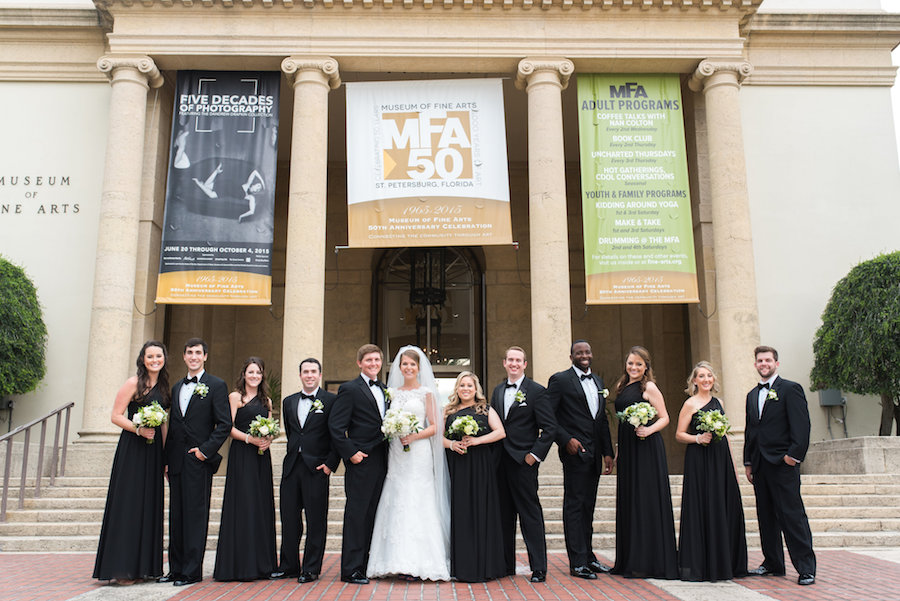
[0,81,110,436]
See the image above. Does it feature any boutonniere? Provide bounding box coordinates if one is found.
[311,399,324,413]
[766,389,778,401]
[600,388,609,399]
[194,383,209,398]
[384,387,394,401]
[514,390,526,404]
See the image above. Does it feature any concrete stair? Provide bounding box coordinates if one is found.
[3,469,900,553]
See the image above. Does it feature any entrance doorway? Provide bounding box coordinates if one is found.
[375,247,484,402]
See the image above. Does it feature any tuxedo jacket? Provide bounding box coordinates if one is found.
[328,375,389,461]
[743,375,811,472]
[281,389,340,478]
[547,367,614,466]
[490,377,556,464]
[165,372,232,474]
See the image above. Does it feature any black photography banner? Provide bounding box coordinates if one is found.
[156,71,279,305]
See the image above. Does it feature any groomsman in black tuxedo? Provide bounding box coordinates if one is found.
[271,358,339,583]
[744,345,816,586]
[328,344,389,585]
[490,346,555,583]
[547,339,614,580]
[160,338,231,586]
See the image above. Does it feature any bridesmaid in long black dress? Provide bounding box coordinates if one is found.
[611,346,678,579]
[94,340,170,585]
[213,357,277,581]
[442,371,506,583]
[675,361,748,581]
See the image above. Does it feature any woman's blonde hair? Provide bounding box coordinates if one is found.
[684,360,720,396]
[444,371,489,417]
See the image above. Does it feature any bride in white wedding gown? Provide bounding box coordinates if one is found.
[366,346,451,581]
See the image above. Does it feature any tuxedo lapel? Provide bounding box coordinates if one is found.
[359,376,381,415]
[568,369,591,416]
[172,381,185,420]
[759,376,782,420]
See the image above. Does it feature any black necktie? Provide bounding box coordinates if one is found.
[299,392,314,400]
[183,376,198,385]
[505,382,516,389]
[580,374,592,381]
[758,382,770,390]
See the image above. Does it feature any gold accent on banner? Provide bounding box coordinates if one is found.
[586,270,699,305]
[156,271,272,305]
[348,196,512,248]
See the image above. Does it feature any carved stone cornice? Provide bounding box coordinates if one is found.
[515,57,574,90]
[96,55,164,88]
[688,59,752,92]
[281,56,341,89]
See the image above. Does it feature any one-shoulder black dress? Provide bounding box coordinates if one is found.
[678,397,748,581]
[611,381,678,579]
[93,384,166,581]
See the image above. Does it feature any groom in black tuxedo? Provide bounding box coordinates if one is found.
[547,339,614,580]
[328,344,389,585]
[490,346,555,583]
[744,345,816,586]
[161,338,231,586]
[272,358,339,583]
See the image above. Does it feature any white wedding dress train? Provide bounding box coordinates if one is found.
[366,387,451,581]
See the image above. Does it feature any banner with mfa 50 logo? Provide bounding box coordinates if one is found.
[345,79,512,248]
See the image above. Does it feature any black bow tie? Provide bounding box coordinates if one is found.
[300,392,315,400]
[580,374,592,381]
[758,382,771,390]
[183,376,198,385]
[505,382,517,389]
[369,379,380,387]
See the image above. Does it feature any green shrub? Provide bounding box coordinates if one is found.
[0,256,47,397]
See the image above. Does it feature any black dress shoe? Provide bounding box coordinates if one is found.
[570,566,597,580]
[297,572,319,583]
[157,573,179,584]
[341,571,369,585]
[748,565,784,576]
[589,560,612,574]
[270,570,298,580]
[173,577,201,586]
[530,571,546,582]
[798,573,815,585]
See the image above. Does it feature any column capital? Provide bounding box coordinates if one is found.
[515,57,574,91]
[688,59,753,93]
[281,56,341,90]
[96,55,163,89]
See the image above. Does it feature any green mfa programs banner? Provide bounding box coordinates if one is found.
[577,74,699,305]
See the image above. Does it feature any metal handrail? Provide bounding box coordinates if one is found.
[0,402,74,521]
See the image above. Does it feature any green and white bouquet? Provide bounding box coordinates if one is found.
[248,415,281,455]
[616,402,658,439]
[381,407,422,452]
[446,415,479,439]
[132,401,168,444]
[695,408,731,443]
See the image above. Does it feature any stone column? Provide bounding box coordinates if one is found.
[79,56,163,441]
[516,58,574,385]
[689,60,759,431]
[280,57,340,383]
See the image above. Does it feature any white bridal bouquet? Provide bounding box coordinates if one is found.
[381,407,422,452]
[132,401,167,444]
[695,408,731,442]
[248,415,281,455]
[616,402,658,440]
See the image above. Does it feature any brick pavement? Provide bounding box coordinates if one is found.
[2,550,899,601]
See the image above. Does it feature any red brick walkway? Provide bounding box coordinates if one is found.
[2,550,899,601]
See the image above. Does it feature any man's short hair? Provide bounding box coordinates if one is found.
[299,358,322,373]
[754,345,779,361]
[504,346,527,361]
[570,339,590,355]
[184,337,208,354]
[357,344,383,363]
